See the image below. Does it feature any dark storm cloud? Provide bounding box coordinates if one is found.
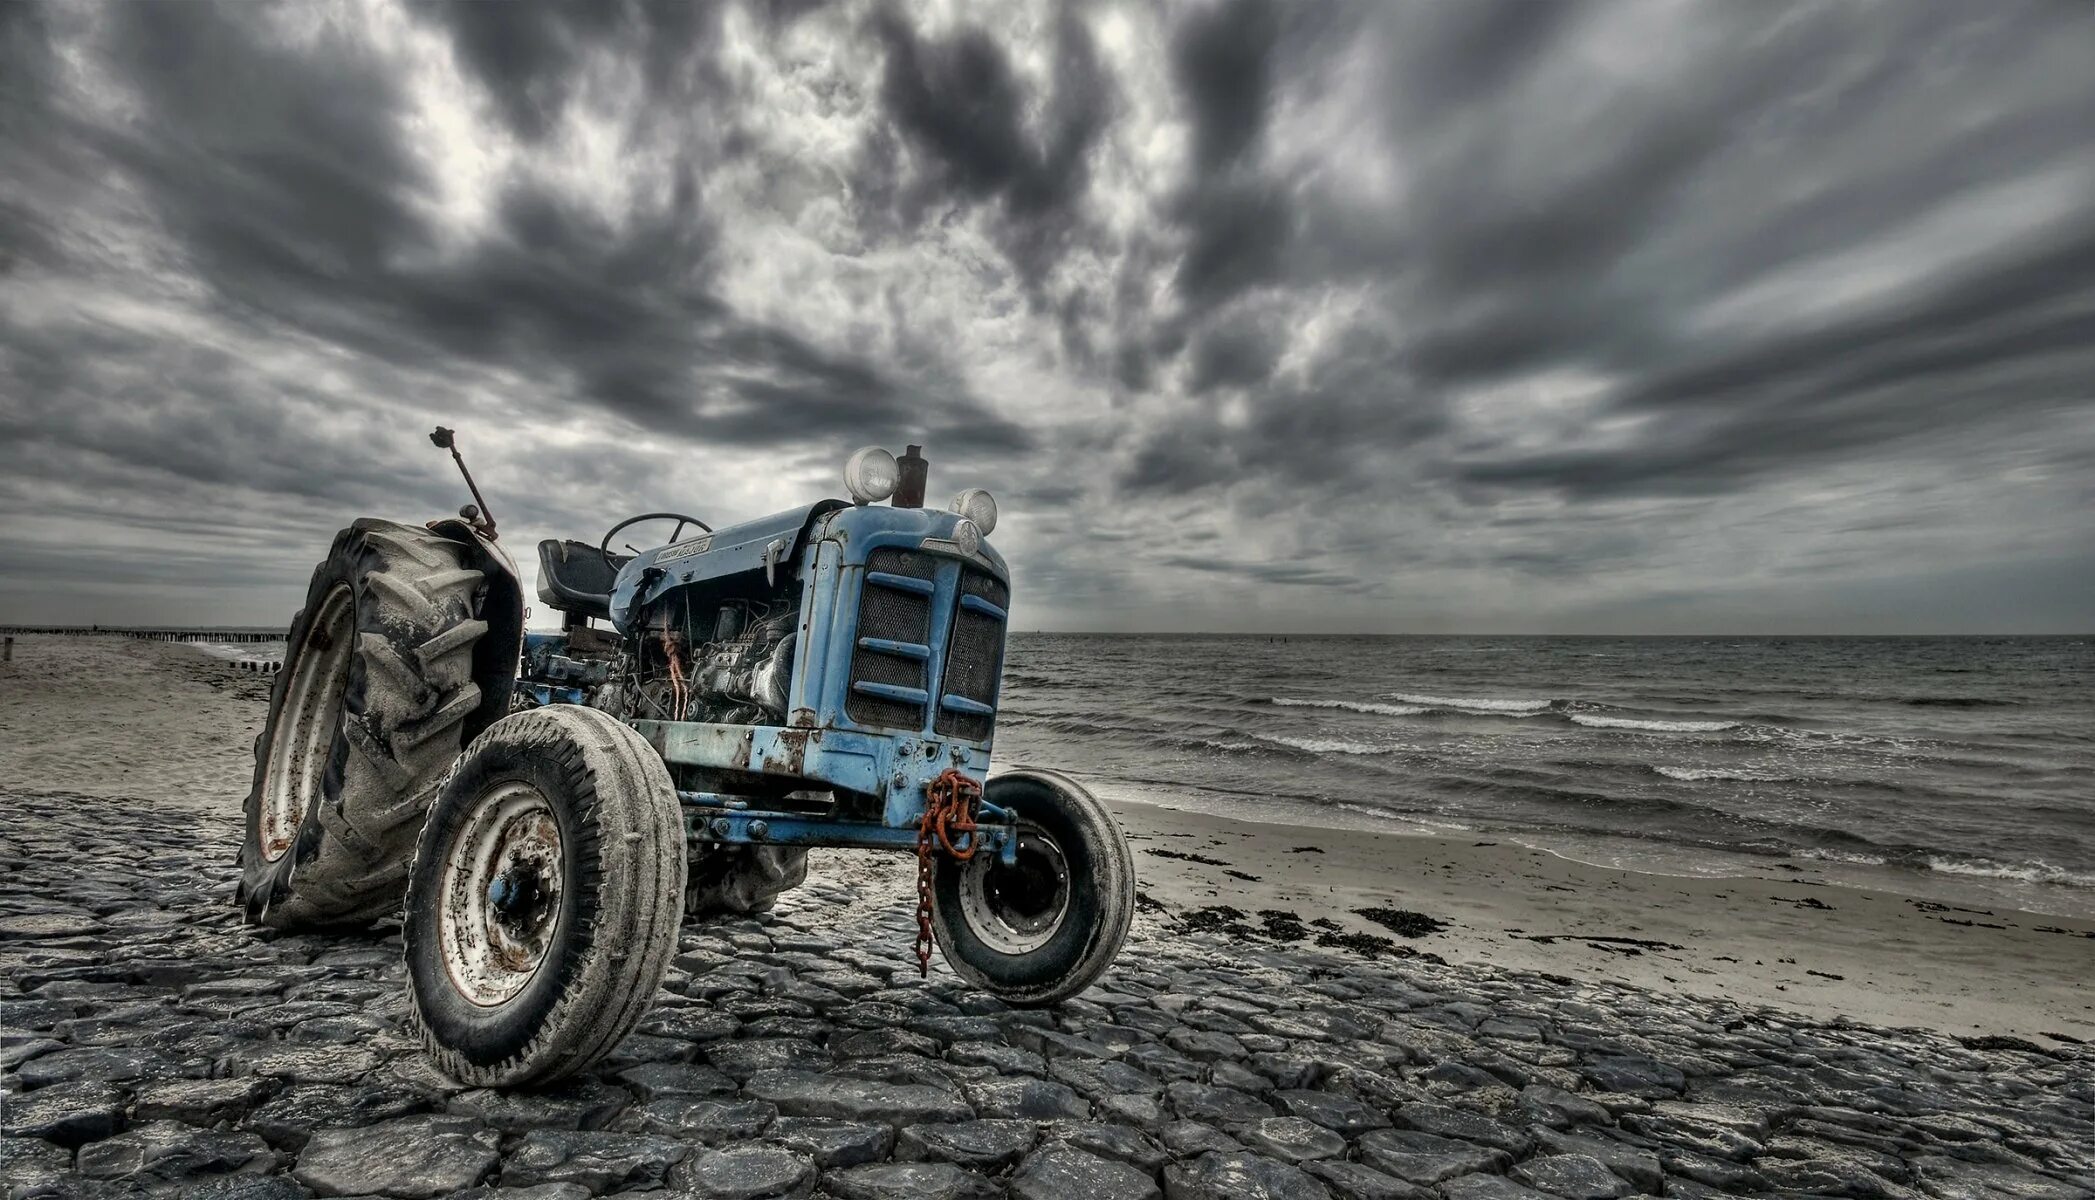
[2,0,2091,630]
[863,7,1114,290]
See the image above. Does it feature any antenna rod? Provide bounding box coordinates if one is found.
[429,427,498,540]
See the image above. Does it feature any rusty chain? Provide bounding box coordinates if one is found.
[914,768,983,977]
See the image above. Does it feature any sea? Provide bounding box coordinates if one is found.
[996,634,2095,920]
[194,632,2095,918]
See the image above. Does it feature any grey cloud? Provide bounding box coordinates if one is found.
[1,0,2090,632]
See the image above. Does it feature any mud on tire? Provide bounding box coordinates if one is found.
[404,706,686,1087]
[239,520,489,930]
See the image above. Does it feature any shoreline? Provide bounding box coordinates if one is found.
[1096,787,2095,1044]
[4,633,2090,1044]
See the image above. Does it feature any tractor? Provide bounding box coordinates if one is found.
[236,431,1134,1087]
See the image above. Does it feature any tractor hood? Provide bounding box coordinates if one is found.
[609,500,846,631]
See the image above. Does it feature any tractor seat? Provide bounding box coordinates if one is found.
[536,539,631,621]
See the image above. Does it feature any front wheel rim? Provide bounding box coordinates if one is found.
[258,583,354,862]
[956,825,1071,955]
[438,782,565,1007]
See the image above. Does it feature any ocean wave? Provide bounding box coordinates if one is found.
[1653,765,1791,782]
[1259,734,1389,756]
[1570,714,1739,733]
[1272,697,1429,716]
[1924,856,2095,889]
[1384,692,1553,713]
[1195,738,1263,753]
[1792,847,1889,867]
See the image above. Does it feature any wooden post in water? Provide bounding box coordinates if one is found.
[3,637,12,662]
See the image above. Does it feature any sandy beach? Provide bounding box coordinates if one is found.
[5,635,2087,1042]
[5,634,2093,1199]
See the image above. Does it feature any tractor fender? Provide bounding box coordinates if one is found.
[427,517,525,748]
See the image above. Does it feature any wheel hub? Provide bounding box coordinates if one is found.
[439,783,564,1005]
[958,828,1071,954]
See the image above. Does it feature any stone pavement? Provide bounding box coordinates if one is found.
[3,791,2092,1199]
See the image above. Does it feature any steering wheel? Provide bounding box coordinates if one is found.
[599,512,711,571]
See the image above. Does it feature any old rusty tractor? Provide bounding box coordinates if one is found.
[238,432,1134,1085]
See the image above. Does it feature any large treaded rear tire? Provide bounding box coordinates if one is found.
[238,519,488,930]
[403,706,687,1087]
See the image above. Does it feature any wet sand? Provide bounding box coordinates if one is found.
[4,634,2090,1043]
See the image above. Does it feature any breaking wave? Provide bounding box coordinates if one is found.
[1258,734,1389,756]
[1385,692,1553,713]
[1272,697,1429,716]
[1570,713,1739,733]
[1653,765,1792,782]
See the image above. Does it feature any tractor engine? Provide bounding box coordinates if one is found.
[629,596,799,726]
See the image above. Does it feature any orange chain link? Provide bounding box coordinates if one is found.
[914,768,983,976]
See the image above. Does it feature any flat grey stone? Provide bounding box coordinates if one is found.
[826,1161,1000,1200]
[1580,1055,1685,1098]
[1161,1120,1243,1158]
[964,1075,1091,1120]
[1393,1103,1532,1155]
[1240,1116,1346,1163]
[1440,1174,1553,1199]
[1511,1153,1632,1200]
[622,1097,777,1142]
[1305,1160,1434,1200]
[2,1079,126,1145]
[744,1069,971,1126]
[705,1038,829,1079]
[499,1129,691,1192]
[132,1076,278,1125]
[292,1114,498,1198]
[0,1135,76,1193]
[1010,1144,1162,1200]
[243,1084,426,1152]
[896,1119,1038,1170]
[448,1078,629,1132]
[1045,1120,1169,1172]
[675,1146,816,1199]
[15,1045,181,1089]
[1163,1149,1332,1199]
[614,1060,738,1100]
[174,1176,318,1200]
[765,1117,894,1168]
[1269,1090,1390,1136]
[1355,1130,1508,1185]
[75,1119,278,1183]
[1166,1081,1274,1125]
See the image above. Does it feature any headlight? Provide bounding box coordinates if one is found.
[948,488,997,535]
[843,446,898,504]
[951,519,982,557]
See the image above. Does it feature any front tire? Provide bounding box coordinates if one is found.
[930,769,1134,1005]
[404,706,687,1087]
[238,520,488,929]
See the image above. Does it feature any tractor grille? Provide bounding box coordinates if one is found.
[936,568,1008,741]
[846,548,936,729]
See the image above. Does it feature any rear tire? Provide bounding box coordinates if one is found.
[238,520,488,930]
[404,706,687,1087]
[930,769,1134,1005]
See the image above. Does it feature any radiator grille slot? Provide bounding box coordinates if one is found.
[935,569,1008,741]
[846,548,935,729]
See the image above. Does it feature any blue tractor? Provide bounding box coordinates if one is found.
[237,433,1134,1086]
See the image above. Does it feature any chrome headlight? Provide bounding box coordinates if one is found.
[948,488,997,535]
[843,446,898,504]
[951,519,982,557]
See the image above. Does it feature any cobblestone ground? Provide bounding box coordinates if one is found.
[4,792,2092,1200]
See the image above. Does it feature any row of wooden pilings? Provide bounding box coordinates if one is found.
[0,626,282,643]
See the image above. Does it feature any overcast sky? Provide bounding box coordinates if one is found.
[2,1,2091,634]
